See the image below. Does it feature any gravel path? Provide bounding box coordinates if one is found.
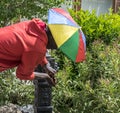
[0,103,34,113]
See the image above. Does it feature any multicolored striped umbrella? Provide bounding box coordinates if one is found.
[48,8,86,62]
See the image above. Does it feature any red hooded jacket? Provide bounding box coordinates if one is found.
[0,18,48,80]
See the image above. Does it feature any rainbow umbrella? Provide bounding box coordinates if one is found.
[48,8,86,62]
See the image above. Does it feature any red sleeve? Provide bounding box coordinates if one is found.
[16,52,46,80]
[40,57,48,66]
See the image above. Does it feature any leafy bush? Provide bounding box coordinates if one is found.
[0,70,34,106]
[52,39,120,113]
[70,9,120,46]
[0,0,63,26]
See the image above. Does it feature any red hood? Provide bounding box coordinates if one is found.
[25,18,48,45]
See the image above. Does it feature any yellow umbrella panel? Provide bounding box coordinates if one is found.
[48,24,78,47]
[48,24,80,61]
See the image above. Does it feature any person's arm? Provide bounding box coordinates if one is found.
[34,72,55,86]
[40,56,48,66]
[40,52,57,84]
[16,52,56,85]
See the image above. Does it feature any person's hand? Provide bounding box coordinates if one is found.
[43,63,57,85]
[34,72,56,86]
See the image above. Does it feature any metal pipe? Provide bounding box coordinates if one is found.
[34,53,58,113]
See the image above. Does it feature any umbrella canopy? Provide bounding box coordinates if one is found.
[48,8,86,63]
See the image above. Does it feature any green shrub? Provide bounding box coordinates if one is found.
[53,39,120,113]
[70,9,120,46]
[0,70,34,106]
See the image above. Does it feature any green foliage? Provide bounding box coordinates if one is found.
[70,9,120,46]
[117,7,120,15]
[53,39,120,113]
[0,70,34,106]
[0,0,63,26]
